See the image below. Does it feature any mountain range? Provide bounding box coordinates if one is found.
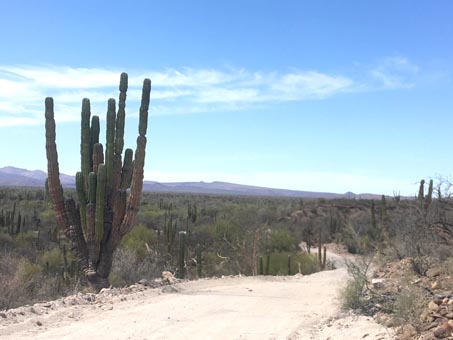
[0,166,379,199]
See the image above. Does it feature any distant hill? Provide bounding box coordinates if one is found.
[0,166,380,199]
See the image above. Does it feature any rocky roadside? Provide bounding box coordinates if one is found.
[364,258,453,340]
[0,271,180,330]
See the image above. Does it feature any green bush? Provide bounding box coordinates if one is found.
[392,287,425,330]
[39,248,63,274]
[121,223,156,260]
[340,260,368,310]
[258,252,321,276]
[266,229,297,253]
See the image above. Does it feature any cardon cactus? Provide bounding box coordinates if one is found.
[45,73,151,289]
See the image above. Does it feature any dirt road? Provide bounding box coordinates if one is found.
[0,265,394,340]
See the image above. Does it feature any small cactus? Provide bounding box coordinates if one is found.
[177,231,186,279]
[287,255,291,275]
[196,243,202,278]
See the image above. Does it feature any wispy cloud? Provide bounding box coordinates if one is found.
[0,58,421,126]
[370,57,419,89]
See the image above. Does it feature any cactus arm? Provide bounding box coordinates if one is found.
[111,189,127,250]
[45,97,70,236]
[86,202,97,268]
[115,72,128,156]
[88,172,97,203]
[76,172,87,234]
[139,78,151,136]
[120,149,133,189]
[92,143,104,174]
[95,164,106,245]
[105,99,116,199]
[64,197,89,270]
[91,115,100,149]
[119,79,151,236]
[81,98,91,191]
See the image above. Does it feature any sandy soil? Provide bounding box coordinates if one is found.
[0,250,395,340]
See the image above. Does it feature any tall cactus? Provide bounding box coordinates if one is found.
[44,73,151,289]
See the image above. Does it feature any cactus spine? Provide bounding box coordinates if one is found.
[44,73,151,289]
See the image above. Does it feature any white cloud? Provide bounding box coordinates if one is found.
[271,71,354,100]
[370,57,419,89]
[0,59,420,126]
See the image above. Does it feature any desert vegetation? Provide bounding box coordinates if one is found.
[2,73,453,339]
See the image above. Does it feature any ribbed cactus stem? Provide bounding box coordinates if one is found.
[139,79,151,136]
[418,179,425,200]
[95,164,106,244]
[45,97,70,236]
[91,115,100,146]
[81,99,91,191]
[115,73,128,156]
[86,202,97,267]
[76,172,87,234]
[120,148,133,189]
[92,143,104,174]
[88,172,97,203]
[105,99,116,196]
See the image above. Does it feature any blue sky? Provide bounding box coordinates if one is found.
[0,1,452,195]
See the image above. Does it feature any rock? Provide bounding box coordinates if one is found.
[427,268,443,278]
[162,271,176,284]
[36,320,42,326]
[0,312,6,319]
[398,324,417,339]
[442,298,449,304]
[429,301,440,311]
[433,321,453,338]
[138,279,149,286]
[445,312,453,319]
[432,281,442,290]
[371,278,385,289]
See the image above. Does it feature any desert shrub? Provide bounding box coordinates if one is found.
[110,248,161,286]
[259,252,321,276]
[340,260,369,311]
[392,287,425,332]
[121,223,156,260]
[266,229,297,253]
[299,253,321,274]
[39,248,64,274]
[0,232,13,251]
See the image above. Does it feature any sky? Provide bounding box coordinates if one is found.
[0,0,452,195]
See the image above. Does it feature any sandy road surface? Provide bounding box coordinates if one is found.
[0,266,394,340]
